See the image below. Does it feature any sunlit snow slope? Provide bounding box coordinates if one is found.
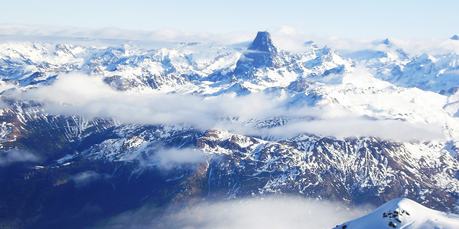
[335,198,459,229]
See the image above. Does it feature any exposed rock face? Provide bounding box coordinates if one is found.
[197,130,459,209]
[233,31,280,78]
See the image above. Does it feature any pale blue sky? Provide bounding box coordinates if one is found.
[1,0,458,38]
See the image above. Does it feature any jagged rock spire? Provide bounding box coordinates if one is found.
[248,31,277,53]
[232,31,279,77]
[304,40,318,48]
[381,38,393,48]
[382,38,390,45]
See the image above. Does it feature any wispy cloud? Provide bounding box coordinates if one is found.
[70,171,110,188]
[154,148,205,170]
[2,24,458,55]
[0,24,254,49]
[0,149,40,166]
[266,118,444,141]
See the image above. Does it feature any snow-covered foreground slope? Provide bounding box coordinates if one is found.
[335,198,459,229]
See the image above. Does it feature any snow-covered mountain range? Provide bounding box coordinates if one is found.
[2,31,459,228]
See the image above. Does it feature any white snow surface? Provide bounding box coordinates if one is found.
[336,198,459,229]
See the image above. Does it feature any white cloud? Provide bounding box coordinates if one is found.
[267,25,459,55]
[0,24,254,49]
[0,99,9,109]
[6,72,444,142]
[94,196,369,229]
[324,37,459,56]
[0,149,40,166]
[17,73,216,128]
[153,148,206,170]
[22,73,115,105]
[1,24,458,56]
[70,171,110,188]
[266,118,444,141]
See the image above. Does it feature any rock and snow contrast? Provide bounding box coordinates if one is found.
[335,198,459,229]
[2,31,459,228]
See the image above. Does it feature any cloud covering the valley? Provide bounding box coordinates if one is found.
[93,196,370,229]
[8,72,446,142]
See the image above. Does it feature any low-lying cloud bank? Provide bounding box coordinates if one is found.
[1,24,459,55]
[94,196,370,229]
[8,73,444,142]
[268,26,459,55]
[0,24,254,50]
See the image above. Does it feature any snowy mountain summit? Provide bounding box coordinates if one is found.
[335,198,459,229]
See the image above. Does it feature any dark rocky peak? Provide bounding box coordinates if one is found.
[248,31,277,53]
[318,46,338,58]
[378,38,409,59]
[451,35,459,40]
[321,46,333,54]
[382,38,390,45]
[232,32,281,76]
[381,38,393,48]
[304,40,318,48]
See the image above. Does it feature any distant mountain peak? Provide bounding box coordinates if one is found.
[248,31,277,53]
[381,38,393,48]
[451,35,459,40]
[382,38,390,45]
[304,40,318,48]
